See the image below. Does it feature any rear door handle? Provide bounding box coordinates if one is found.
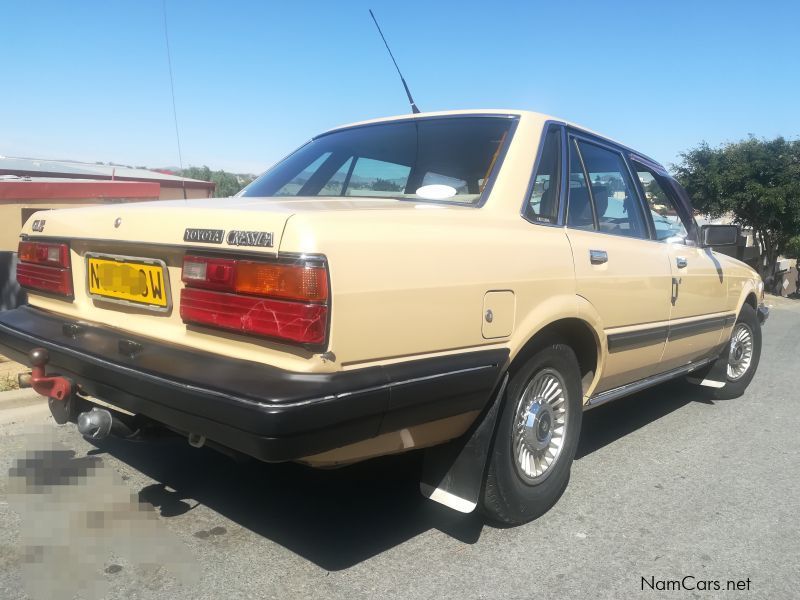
[671,277,681,305]
[676,256,688,269]
[589,249,608,265]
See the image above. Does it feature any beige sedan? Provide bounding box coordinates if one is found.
[0,110,767,525]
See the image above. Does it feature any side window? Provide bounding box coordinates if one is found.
[575,140,648,239]
[274,152,332,196]
[343,158,411,197]
[320,157,354,195]
[525,127,561,224]
[567,139,594,230]
[634,165,689,241]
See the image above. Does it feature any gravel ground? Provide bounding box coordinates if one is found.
[0,297,798,600]
[0,356,24,391]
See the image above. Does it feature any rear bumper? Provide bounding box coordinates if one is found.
[0,306,507,462]
[757,303,769,324]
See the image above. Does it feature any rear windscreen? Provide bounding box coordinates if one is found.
[241,116,516,205]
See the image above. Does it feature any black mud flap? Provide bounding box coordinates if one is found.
[419,374,508,513]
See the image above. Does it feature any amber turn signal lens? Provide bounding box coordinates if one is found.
[235,262,328,303]
[17,242,37,263]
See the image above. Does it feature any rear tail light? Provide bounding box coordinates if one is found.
[181,289,328,344]
[17,241,73,297]
[235,261,328,302]
[19,241,70,268]
[180,255,329,346]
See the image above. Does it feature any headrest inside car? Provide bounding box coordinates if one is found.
[591,185,609,217]
[568,186,593,226]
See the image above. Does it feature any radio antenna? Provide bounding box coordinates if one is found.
[162,0,187,200]
[368,9,421,114]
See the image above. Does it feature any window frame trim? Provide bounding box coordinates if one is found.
[664,178,701,245]
[565,129,654,241]
[568,136,599,231]
[520,120,568,228]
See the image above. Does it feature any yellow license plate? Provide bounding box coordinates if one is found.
[87,255,170,310]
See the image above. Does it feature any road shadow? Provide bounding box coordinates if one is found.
[90,435,484,571]
[87,379,713,571]
[576,379,713,460]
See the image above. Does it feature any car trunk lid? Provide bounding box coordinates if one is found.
[25,197,295,251]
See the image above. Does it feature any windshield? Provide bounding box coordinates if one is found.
[241,116,516,205]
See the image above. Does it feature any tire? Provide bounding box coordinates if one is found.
[711,303,762,400]
[481,343,583,526]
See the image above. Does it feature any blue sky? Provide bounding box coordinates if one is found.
[1,0,798,175]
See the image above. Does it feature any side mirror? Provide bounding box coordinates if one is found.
[701,224,739,247]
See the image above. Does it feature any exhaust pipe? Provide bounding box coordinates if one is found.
[76,408,135,440]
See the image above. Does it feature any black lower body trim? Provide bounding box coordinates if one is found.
[667,314,731,340]
[607,313,735,352]
[0,306,508,461]
[607,326,668,352]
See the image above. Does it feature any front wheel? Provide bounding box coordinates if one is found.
[712,303,762,400]
[481,343,583,525]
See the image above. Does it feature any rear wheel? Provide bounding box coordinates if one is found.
[481,343,583,525]
[712,303,762,400]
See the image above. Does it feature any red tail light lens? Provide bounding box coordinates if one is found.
[181,288,328,344]
[18,241,70,268]
[180,255,329,346]
[17,241,73,297]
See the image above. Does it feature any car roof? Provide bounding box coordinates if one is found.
[320,109,667,174]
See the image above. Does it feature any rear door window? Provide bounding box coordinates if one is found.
[571,140,648,239]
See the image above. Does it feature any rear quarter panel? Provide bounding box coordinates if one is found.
[280,209,579,369]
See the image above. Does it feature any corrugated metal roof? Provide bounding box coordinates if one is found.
[0,178,160,201]
[0,156,213,187]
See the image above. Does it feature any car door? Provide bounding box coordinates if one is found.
[565,135,673,393]
[630,160,729,370]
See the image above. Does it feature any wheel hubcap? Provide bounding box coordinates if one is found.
[727,323,754,381]
[512,368,569,484]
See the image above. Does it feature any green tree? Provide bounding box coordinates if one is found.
[180,166,252,198]
[181,165,212,183]
[645,178,668,206]
[674,136,800,279]
[371,178,402,192]
[785,236,800,261]
[210,170,243,198]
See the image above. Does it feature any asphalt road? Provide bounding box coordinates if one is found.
[1,297,798,600]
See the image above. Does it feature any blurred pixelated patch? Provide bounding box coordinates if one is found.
[6,431,197,600]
